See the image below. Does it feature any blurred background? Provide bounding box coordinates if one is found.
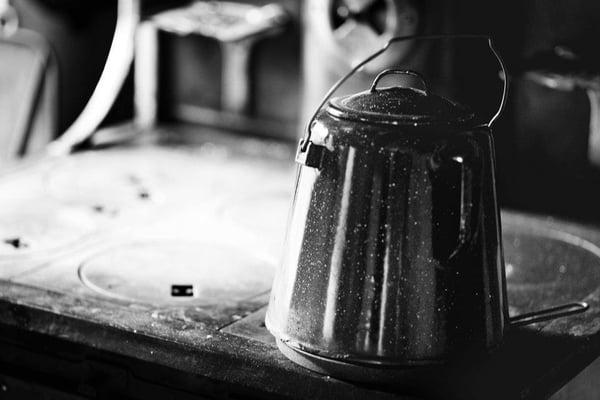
[4,0,600,225]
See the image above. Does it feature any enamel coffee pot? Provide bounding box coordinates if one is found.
[266,35,588,375]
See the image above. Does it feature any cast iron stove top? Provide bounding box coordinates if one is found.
[0,125,600,400]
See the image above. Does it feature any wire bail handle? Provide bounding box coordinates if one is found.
[300,34,509,152]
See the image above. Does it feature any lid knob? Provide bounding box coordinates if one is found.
[369,69,429,95]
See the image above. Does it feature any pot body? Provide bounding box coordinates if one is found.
[266,117,507,365]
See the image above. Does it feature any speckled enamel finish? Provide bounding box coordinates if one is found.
[266,93,506,366]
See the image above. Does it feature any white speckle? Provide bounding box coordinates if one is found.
[559,265,567,274]
[505,263,514,277]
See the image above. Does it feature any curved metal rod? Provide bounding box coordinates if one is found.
[46,0,140,156]
[487,38,509,126]
[510,301,589,327]
[302,34,509,151]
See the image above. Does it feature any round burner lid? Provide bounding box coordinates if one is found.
[0,198,96,259]
[79,240,275,306]
[45,147,223,212]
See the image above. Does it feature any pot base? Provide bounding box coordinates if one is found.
[276,339,442,384]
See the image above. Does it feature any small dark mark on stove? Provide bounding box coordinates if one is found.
[3,237,29,249]
[258,321,266,328]
[171,284,194,297]
[92,204,119,217]
[138,189,151,200]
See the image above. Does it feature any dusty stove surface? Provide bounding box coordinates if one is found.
[1,125,600,400]
[1,129,292,302]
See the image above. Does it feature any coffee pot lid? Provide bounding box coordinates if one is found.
[327,70,475,126]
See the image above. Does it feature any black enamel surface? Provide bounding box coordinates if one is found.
[267,116,506,364]
[329,86,474,126]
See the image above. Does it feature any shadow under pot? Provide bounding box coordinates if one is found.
[265,69,588,380]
